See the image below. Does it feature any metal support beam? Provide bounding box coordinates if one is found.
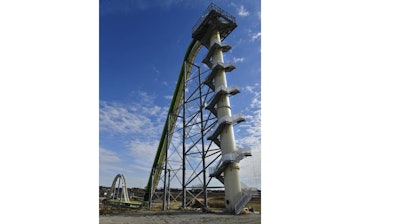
[163,116,169,211]
[182,61,187,209]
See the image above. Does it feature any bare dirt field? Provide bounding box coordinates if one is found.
[99,192,261,223]
[99,211,261,224]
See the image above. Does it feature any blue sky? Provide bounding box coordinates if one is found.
[2,0,400,222]
[99,0,261,188]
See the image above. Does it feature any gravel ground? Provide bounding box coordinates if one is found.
[99,211,261,224]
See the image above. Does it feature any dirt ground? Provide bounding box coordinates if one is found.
[99,192,261,223]
[99,211,261,224]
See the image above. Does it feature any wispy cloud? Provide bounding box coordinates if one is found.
[164,95,173,100]
[100,101,154,135]
[100,146,150,187]
[99,147,126,176]
[135,91,155,104]
[152,66,160,74]
[233,57,245,63]
[99,90,169,186]
[100,91,168,136]
[236,83,261,188]
[128,140,159,172]
[237,5,249,17]
[100,147,122,163]
[243,83,261,145]
[250,32,261,41]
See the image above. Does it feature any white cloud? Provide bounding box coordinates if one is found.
[129,140,158,160]
[127,139,164,185]
[235,83,261,188]
[99,147,126,177]
[100,101,154,135]
[99,89,171,186]
[100,147,122,163]
[128,163,152,173]
[99,83,262,188]
[240,149,261,189]
[100,92,168,136]
[164,95,173,100]
[251,32,261,41]
[237,5,249,17]
[136,91,155,104]
[233,57,245,63]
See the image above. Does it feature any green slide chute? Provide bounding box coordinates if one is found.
[144,39,202,201]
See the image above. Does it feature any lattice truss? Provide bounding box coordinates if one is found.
[154,59,239,208]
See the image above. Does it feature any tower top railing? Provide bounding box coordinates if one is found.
[192,3,236,35]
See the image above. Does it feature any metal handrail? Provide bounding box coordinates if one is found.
[192,3,236,34]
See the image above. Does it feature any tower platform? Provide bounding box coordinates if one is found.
[192,3,237,47]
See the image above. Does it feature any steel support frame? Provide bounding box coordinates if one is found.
[158,60,224,211]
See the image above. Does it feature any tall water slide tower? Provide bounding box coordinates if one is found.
[144,3,254,214]
[192,3,250,213]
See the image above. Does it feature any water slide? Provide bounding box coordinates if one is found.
[143,39,202,201]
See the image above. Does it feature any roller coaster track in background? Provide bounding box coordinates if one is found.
[143,39,202,201]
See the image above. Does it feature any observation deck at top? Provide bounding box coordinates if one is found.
[192,3,237,47]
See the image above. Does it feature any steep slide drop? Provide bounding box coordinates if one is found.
[143,39,202,201]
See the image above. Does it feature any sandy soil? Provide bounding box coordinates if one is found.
[99,211,261,224]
